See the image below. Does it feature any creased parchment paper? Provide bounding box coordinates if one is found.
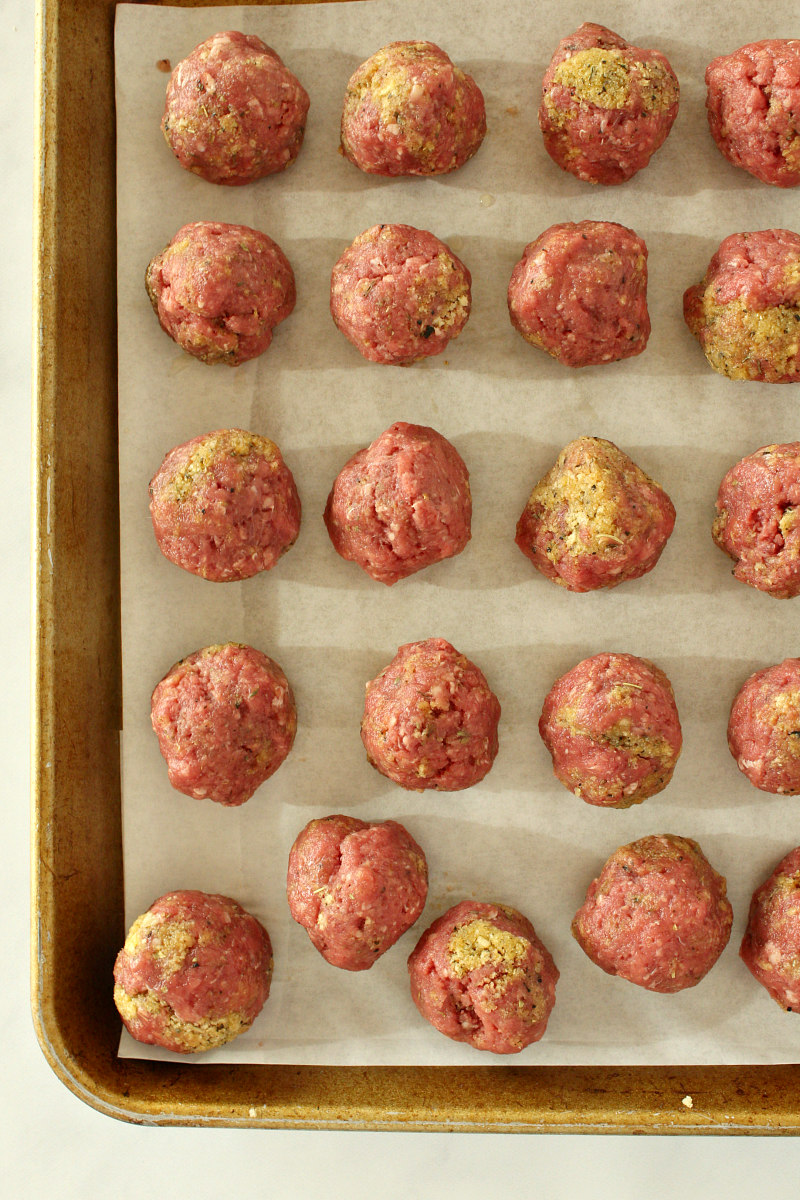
[116,0,800,1066]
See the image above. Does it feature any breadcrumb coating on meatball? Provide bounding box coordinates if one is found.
[548,47,676,116]
[447,918,530,980]
[687,298,800,382]
[165,429,276,502]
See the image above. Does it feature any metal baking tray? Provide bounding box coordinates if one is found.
[31,0,800,1131]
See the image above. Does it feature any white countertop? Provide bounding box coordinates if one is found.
[6,1,800,1192]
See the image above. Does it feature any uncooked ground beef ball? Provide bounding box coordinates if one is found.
[573,835,733,993]
[330,224,471,365]
[324,422,471,584]
[149,428,301,582]
[539,652,682,808]
[712,442,800,598]
[683,230,800,383]
[538,22,679,185]
[113,890,273,1052]
[728,659,800,794]
[162,31,309,185]
[515,437,675,592]
[340,40,485,176]
[741,847,800,1010]
[705,40,800,188]
[361,637,500,791]
[507,220,649,367]
[286,815,428,970]
[145,222,295,366]
[407,900,558,1054]
[151,643,297,807]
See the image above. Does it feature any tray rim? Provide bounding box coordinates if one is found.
[30,0,800,1133]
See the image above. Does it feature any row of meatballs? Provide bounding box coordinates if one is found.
[146,219,800,382]
[160,28,800,189]
[150,639,800,810]
[112,834,800,1056]
[149,425,800,601]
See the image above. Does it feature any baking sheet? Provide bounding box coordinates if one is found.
[115,0,800,1067]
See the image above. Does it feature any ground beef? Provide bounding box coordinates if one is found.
[538,22,679,185]
[515,437,675,592]
[145,221,295,366]
[728,659,800,794]
[407,900,558,1054]
[712,442,800,598]
[683,229,800,383]
[741,847,800,1011]
[361,637,500,791]
[151,643,296,807]
[324,421,471,584]
[330,224,471,365]
[113,890,272,1053]
[573,835,733,993]
[162,31,309,185]
[286,815,428,970]
[705,40,800,188]
[539,652,682,808]
[507,220,649,367]
[340,40,485,176]
[149,428,301,582]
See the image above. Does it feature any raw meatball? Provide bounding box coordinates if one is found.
[539,652,682,808]
[538,22,679,185]
[728,659,800,794]
[330,224,471,365]
[145,221,295,366]
[162,31,309,185]
[113,890,272,1053]
[361,638,500,791]
[741,847,800,1010]
[507,221,649,367]
[151,643,297,807]
[340,40,485,176]
[324,422,471,584]
[683,230,800,383]
[705,40,800,188]
[407,900,558,1054]
[712,442,800,598]
[573,835,733,993]
[286,815,428,970]
[515,437,675,592]
[149,428,301,582]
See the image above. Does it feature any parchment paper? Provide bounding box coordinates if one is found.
[116,0,800,1066]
